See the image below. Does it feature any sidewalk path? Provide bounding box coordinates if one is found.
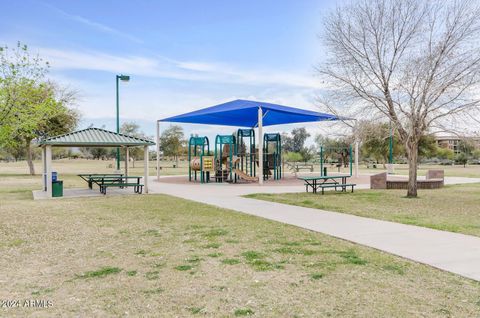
[148,176,480,281]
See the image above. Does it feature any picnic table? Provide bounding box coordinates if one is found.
[298,175,356,194]
[78,173,123,189]
[78,174,144,194]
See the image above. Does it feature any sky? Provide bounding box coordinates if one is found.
[0,0,340,141]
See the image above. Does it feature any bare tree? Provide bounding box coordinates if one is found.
[318,0,480,197]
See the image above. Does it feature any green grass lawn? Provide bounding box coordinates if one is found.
[0,158,189,177]
[1,175,480,316]
[4,159,480,179]
[246,183,480,237]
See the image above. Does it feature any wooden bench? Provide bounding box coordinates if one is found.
[294,163,314,172]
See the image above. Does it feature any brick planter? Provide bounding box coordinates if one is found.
[370,170,444,190]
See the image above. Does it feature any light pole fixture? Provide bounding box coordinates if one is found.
[116,74,130,170]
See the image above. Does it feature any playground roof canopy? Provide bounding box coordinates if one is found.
[159,99,345,127]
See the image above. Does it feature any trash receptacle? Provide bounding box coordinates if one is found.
[52,180,63,197]
[44,172,58,190]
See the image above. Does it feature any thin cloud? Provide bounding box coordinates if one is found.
[40,47,326,90]
[42,2,143,44]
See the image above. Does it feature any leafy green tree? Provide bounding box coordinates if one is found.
[0,42,48,128]
[120,121,149,167]
[299,146,315,163]
[291,128,310,153]
[472,149,480,160]
[356,122,403,166]
[458,139,476,156]
[284,152,303,162]
[282,128,312,161]
[90,148,109,160]
[281,132,294,153]
[436,147,455,160]
[315,135,353,167]
[159,125,186,166]
[0,135,25,161]
[418,135,438,159]
[456,152,468,167]
[0,43,79,174]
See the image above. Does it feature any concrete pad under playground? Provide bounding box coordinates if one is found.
[149,176,480,281]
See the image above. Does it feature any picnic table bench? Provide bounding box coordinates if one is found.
[298,175,356,194]
[78,174,144,194]
[286,162,314,172]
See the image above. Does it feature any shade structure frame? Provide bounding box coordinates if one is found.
[157,99,354,185]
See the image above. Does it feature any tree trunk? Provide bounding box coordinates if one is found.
[26,139,35,175]
[406,141,418,197]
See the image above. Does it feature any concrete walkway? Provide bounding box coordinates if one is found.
[148,176,480,281]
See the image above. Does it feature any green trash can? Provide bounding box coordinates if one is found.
[52,180,63,197]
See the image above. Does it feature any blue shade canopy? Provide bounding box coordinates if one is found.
[159,99,343,127]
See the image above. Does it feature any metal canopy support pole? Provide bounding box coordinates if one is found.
[320,146,324,176]
[46,145,52,198]
[258,107,263,185]
[354,141,359,178]
[353,119,359,178]
[156,120,160,180]
[125,147,129,178]
[144,145,149,193]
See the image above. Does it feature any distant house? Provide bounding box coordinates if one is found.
[435,135,480,154]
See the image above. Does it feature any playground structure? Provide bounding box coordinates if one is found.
[214,134,236,182]
[263,133,281,180]
[320,145,353,176]
[235,129,256,179]
[157,99,357,185]
[187,129,282,184]
[188,136,215,183]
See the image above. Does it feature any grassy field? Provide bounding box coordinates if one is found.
[247,183,480,237]
[1,174,480,316]
[3,159,480,179]
[0,158,189,177]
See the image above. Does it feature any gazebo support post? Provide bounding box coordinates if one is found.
[144,145,149,193]
[258,107,263,185]
[125,147,129,178]
[42,146,46,191]
[45,145,52,198]
[156,120,160,180]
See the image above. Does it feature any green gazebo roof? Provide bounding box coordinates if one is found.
[39,128,155,147]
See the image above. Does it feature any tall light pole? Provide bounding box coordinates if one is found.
[116,74,130,170]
